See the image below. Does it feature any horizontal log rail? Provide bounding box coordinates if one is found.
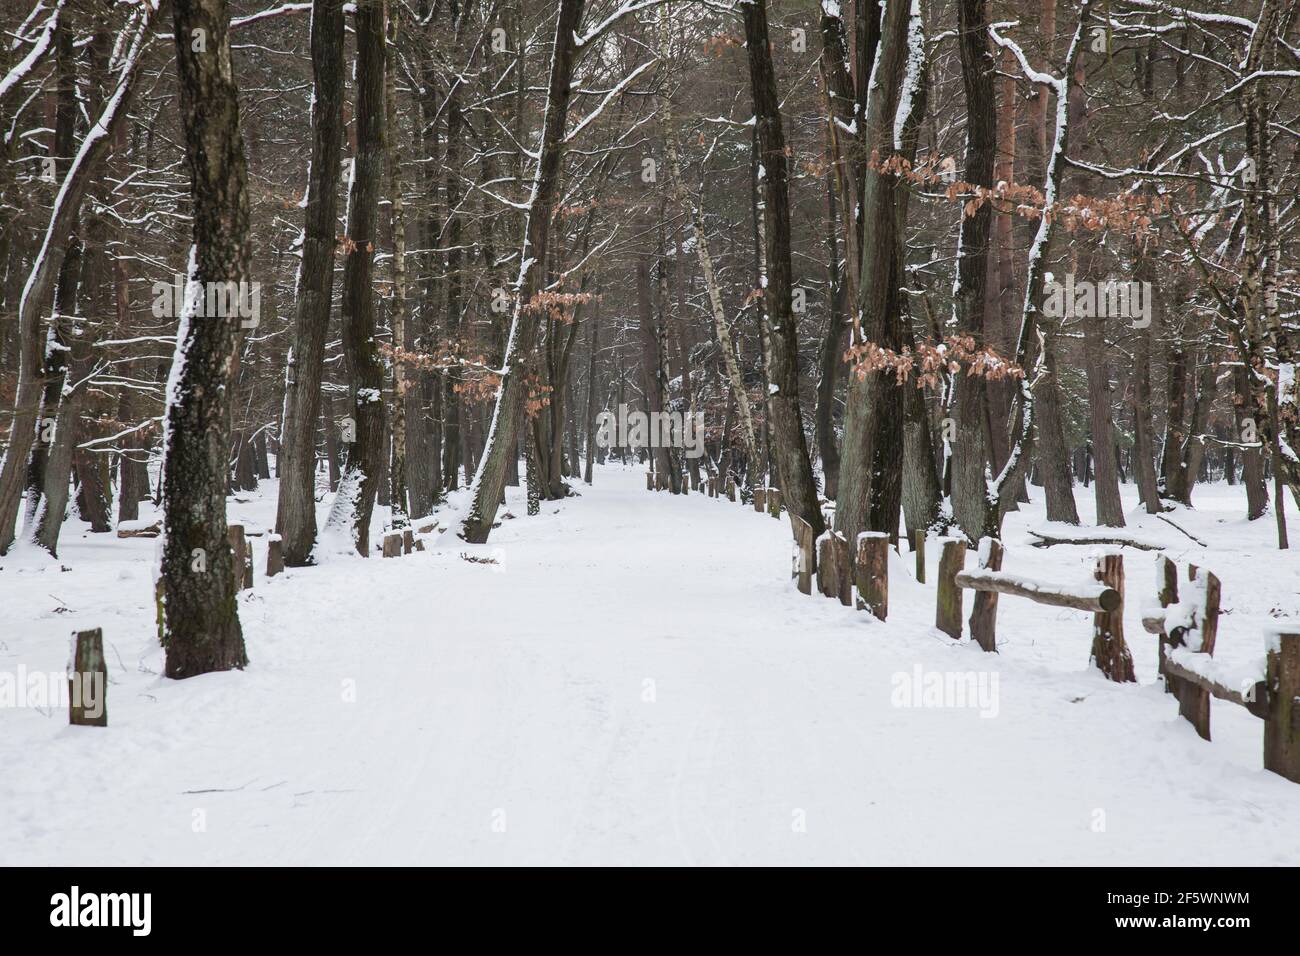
[954,569,1120,613]
[1160,655,1270,720]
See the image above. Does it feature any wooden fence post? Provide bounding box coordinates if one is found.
[382,530,403,558]
[1264,632,1300,783]
[1156,554,1179,694]
[855,532,888,621]
[817,531,852,606]
[912,529,926,584]
[228,524,253,590]
[726,478,736,501]
[266,534,284,578]
[790,515,815,595]
[968,539,1003,652]
[935,538,966,639]
[646,472,653,491]
[753,488,766,513]
[1091,552,1136,682]
[403,528,415,554]
[69,628,107,727]
[767,489,782,518]
[1173,568,1220,740]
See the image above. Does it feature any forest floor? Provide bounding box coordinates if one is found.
[3,465,1300,865]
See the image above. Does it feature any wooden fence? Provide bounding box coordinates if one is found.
[663,472,1300,786]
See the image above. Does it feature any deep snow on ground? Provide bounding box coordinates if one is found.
[2,465,1299,865]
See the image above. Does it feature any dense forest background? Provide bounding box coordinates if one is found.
[1,0,1297,675]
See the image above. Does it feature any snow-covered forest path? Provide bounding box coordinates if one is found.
[4,465,1300,865]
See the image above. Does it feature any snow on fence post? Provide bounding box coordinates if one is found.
[266,533,284,578]
[1091,553,1135,683]
[1155,554,1179,694]
[228,524,253,590]
[968,539,1003,652]
[855,532,888,621]
[381,530,403,558]
[1264,632,1300,784]
[1171,567,1220,740]
[911,529,926,584]
[753,488,766,513]
[935,538,967,639]
[816,531,851,606]
[69,627,107,727]
[789,514,815,595]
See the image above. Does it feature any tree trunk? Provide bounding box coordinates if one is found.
[1084,316,1125,526]
[322,0,386,556]
[741,0,824,539]
[459,0,585,543]
[834,0,912,548]
[950,0,997,542]
[160,0,251,677]
[275,0,345,565]
[385,10,409,528]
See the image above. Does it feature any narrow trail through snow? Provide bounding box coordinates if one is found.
[4,466,1299,865]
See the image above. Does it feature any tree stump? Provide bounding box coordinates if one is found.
[817,531,852,606]
[911,529,926,584]
[382,531,403,558]
[1091,553,1136,682]
[726,478,736,502]
[1265,632,1300,783]
[855,532,888,621]
[935,538,966,639]
[69,628,107,727]
[790,515,815,595]
[266,534,284,578]
[968,539,1003,652]
[754,488,766,513]
[402,528,415,554]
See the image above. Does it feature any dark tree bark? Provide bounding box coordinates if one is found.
[950,0,997,541]
[741,0,823,538]
[161,0,251,677]
[275,0,345,565]
[1131,255,1161,513]
[322,0,386,556]
[440,0,471,492]
[1084,316,1125,526]
[1037,333,1080,523]
[816,171,845,499]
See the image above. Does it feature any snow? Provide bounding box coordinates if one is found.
[893,0,924,151]
[2,469,1300,864]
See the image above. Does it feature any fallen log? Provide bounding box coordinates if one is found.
[1027,529,1165,551]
